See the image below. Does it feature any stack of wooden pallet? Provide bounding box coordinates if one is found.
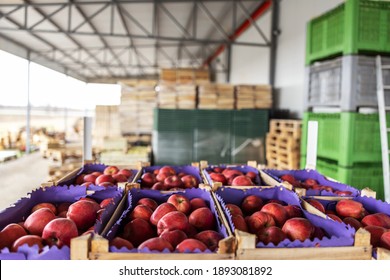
[160,68,210,84]
[119,80,157,134]
[236,84,272,109]
[176,84,197,109]
[266,119,302,170]
[198,83,235,109]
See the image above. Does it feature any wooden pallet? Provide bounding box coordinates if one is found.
[266,133,300,170]
[269,119,302,138]
[235,228,372,260]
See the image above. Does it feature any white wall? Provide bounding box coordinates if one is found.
[226,0,344,117]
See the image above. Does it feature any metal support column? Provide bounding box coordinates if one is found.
[26,52,31,154]
[83,116,93,161]
[269,0,280,87]
[226,44,232,83]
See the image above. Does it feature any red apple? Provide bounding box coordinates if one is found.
[156,172,170,183]
[261,203,288,227]
[364,225,387,247]
[100,182,115,188]
[267,199,286,206]
[194,230,224,251]
[113,173,128,183]
[210,173,227,185]
[328,214,343,223]
[321,186,334,193]
[164,175,184,189]
[137,198,158,211]
[118,169,133,178]
[150,202,177,226]
[257,226,286,245]
[282,218,315,242]
[95,174,115,186]
[167,194,191,215]
[306,199,326,214]
[313,226,326,240]
[157,211,189,235]
[159,166,176,176]
[232,215,248,232]
[75,174,85,185]
[284,205,303,219]
[245,171,257,182]
[190,198,207,211]
[177,172,186,178]
[31,202,57,215]
[380,231,390,250]
[176,238,208,253]
[343,217,363,231]
[304,178,318,186]
[213,167,224,173]
[181,175,198,188]
[362,213,390,229]
[222,169,244,180]
[81,182,93,188]
[109,237,134,250]
[159,229,187,248]
[226,204,244,217]
[104,165,119,175]
[42,218,79,248]
[241,195,263,215]
[138,237,174,252]
[188,207,215,231]
[151,182,165,190]
[153,169,160,175]
[11,235,44,252]
[231,175,254,186]
[24,208,56,236]
[66,200,99,231]
[280,174,297,184]
[122,218,155,247]
[91,171,102,177]
[129,205,153,221]
[335,200,366,219]
[57,202,72,214]
[0,223,27,250]
[334,191,353,196]
[83,174,97,184]
[247,211,275,234]
[141,172,157,188]
[100,198,114,209]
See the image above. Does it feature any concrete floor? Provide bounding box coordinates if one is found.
[0,152,51,211]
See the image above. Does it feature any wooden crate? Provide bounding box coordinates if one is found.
[71,182,235,260]
[266,133,300,170]
[235,228,372,260]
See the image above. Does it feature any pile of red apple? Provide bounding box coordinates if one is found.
[206,166,259,186]
[110,193,225,252]
[227,195,328,245]
[0,197,115,253]
[305,198,390,250]
[75,165,133,188]
[140,165,199,191]
[279,174,353,196]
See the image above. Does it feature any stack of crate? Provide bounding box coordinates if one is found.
[176,84,197,109]
[266,119,302,170]
[301,0,390,200]
[216,84,235,109]
[93,105,121,149]
[236,84,272,109]
[119,80,157,134]
[198,84,218,109]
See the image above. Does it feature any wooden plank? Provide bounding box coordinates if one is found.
[377,248,390,260]
[70,235,92,260]
[90,252,234,260]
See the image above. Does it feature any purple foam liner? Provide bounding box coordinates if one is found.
[105,188,229,253]
[0,185,123,260]
[58,163,138,186]
[263,169,360,197]
[141,165,203,184]
[203,164,263,186]
[215,187,355,248]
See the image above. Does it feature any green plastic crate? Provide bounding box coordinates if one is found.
[306,0,390,65]
[301,112,390,167]
[316,158,385,200]
[300,156,384,200]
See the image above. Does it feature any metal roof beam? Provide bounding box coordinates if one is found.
[71,2,110,32]
[28,3,67,30]
[70,0,128,76]
[197,1,230,41]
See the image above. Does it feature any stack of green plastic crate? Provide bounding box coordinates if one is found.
[302,0,390,200]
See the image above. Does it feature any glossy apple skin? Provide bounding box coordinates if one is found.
[194,230,224,251]
[261,203,289,227]
[157,211,189,235]
[335,200,366,219]
[24,208,56,236]
[241,195,263,215]
[138,237,174,252]
[175,239,208,253]
[167,194,191,215]
[188,207,215,231]
[11,235,45,252]
[282,218,315,242]
[42,218,79,248]
[0,223,27,250]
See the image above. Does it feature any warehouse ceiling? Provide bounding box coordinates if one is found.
[0,0,274,83]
